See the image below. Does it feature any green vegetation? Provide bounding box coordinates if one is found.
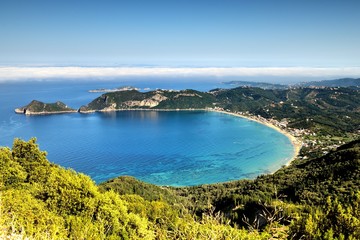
[99,176,183,204]
[18,86,360,139]
[156,89,216,109]
[6,83,360,238]
[79,86,360,138]
[213,87,360,135]
[15,100,76,115]
[103,139,360,239]
[1,138,358,239]
[79,89,216,112]
[0,138,271,239]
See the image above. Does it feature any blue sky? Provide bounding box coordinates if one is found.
[1,0,360,67]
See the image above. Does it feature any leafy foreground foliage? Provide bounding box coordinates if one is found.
[104,140,360,239]
[1,139,359,239]
[0,138,268,239]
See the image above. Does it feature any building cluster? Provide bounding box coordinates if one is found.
[209,107,351,160]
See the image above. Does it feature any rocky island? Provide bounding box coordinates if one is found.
[15,100,77,115]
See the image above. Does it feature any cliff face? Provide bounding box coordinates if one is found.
[123,93,168,108]
[15,100,77,115]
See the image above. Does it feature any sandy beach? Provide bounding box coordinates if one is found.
[211,109,302,167]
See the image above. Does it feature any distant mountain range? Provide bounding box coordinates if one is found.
[222,80,288,89]
[298,78,360,88]
[223,78,360,89]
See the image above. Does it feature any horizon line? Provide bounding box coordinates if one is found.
[0,66,360,81]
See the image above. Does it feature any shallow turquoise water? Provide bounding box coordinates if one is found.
[0,80,294,186]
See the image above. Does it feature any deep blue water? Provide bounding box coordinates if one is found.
[0,79,294,186]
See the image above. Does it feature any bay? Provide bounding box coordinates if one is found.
[0,79,294,186]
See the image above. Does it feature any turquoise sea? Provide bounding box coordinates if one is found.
[0,79,294,186]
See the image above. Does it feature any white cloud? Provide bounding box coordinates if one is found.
[0,66,360,81]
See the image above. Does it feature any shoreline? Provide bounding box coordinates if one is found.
[17,106,301,169]
[210,109,302,168]
[15,109,78,115]
[86,107,302,168]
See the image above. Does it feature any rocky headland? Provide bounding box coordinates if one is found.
[78,89,216,113]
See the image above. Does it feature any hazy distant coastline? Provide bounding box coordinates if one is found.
[89,86,141,93]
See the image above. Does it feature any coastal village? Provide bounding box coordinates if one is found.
[211,106,350,161]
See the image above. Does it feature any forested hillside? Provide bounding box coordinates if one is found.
[103,139,360,239]
[0,139,270,239]
[5,85,360,239]
[1,138,359,239]
[77,86,360,136]
[17,86,360,137]
[212,87,360,135]
[79,89,216,112]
